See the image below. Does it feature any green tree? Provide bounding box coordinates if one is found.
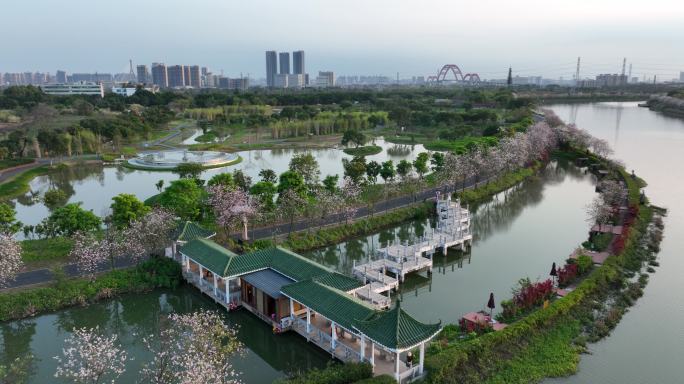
[396,160,413,179]
[289,153,320,186]
[0,202,22,235]
[258,169,277,183]
[42,189,68,210]
[155,180,164,193]
[250,181,277,211]
[36,203,101,237]
[322,174,339,193]
[110,193,150,229]
[413,152,429,178]
[207,173,236,189]
[174,162,204,179]
[365,161,382,184]
[341,129,366,148]
[158,179,206,220]
[507,66,513,86]
[342,156,367,183]
[431,152,445,172]
[277,170,305,194]
[380,160,396,182]
[232,169,252,192]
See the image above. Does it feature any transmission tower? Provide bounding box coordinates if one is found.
[575,57,581,82]
[628,63,632,83]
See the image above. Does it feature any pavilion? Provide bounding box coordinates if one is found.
[178,238,443,382]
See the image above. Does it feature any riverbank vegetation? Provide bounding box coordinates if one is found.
[0,257,181,322]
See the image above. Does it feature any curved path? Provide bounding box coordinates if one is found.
[4,175,492,290]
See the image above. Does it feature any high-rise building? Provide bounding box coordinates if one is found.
[136,65,149,83]
[167,65,185,88]
[279,52,290,74]
[151,63,168,88]
[183,66,191,86]
[265,51,278,87]
[315,71,335,87]
[55,70,67,84]
[188,65,201,87]
[680,71,684,83]
[293,50,305,75]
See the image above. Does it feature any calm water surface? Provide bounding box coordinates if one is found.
[547,102,684,384]
[10,138,426,227]
[1,159,598,383]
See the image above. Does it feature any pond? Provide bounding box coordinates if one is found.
[1,159,598,383]
[546,102,684,384]
[10,138,427,228]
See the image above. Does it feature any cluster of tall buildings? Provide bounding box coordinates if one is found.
[138,63,248,90]
[266,50,307,88]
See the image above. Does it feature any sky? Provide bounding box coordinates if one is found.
[2,0,684,80]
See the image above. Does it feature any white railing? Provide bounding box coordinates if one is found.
[335,340,361,362]
[398,365,422,383]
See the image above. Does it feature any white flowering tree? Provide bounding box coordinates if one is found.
[590,137,613,159]
[70,232,108,279]
[140,310,242,384]
[124,208,176,259]
[599,180,627,207]
[586,196,613,225]
[54,326,128,384]
[341,176,361,223]
[208,185,259,240]
[0,234,23,287]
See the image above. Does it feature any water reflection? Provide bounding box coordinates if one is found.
[0,289,331,384]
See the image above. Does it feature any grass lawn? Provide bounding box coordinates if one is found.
[343,145,382,156]
[21,237,73,269]
[0,165,50,200]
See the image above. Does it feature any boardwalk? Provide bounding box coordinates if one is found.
[352,193,473,299]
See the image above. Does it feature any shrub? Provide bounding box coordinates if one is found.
[276,363,372,384]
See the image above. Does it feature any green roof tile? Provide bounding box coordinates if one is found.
[179,238,238,275]
[281,279,375,331]
[174,221,216,242]
[353,301,442,350]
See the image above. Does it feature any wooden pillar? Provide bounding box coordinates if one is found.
[395,350,400,381]
[306,307,311,334]
[419,342,425,375]
[370,342,375,368]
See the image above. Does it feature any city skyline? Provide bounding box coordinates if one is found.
[2,0,684,80]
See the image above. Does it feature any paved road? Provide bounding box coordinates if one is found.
[4,174,493,291]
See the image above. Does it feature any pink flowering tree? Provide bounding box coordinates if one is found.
[140,310,242,384]
[69,232,108,279]
[0,234,23,287]
[124,208,176,259]
[586,195,613,225]
[341,176,361,224]
[208,185,259,240]
[54,326,128,384]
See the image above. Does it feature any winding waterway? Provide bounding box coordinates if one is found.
[546,102,684,384]
[0,159,597,383]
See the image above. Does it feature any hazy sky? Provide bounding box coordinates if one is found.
[3,0,684,80]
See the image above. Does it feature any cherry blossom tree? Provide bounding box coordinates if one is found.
[54,326,128,384]
[0,234,23,287]
[124,208,176,259]
[208,185,259,240]
[140,310,242,384]
[598,179,627,206]
[341,176,361,223]
[586,196,612,225]
[589,137,613,159]
[70,232,108,279]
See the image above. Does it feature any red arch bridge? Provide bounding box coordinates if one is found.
[426,64,481,84]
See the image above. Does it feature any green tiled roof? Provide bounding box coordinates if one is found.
[179,239,238,276]
[353,301,442,350]
[174,221,216,242]
[313,272,364,291]
[281,279,375,331]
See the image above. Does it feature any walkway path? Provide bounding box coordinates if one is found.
[3,174,497,291]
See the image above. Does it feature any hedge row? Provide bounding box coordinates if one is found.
[0,257,182,322]
[424,155,652,383]
[275,363,373,384]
